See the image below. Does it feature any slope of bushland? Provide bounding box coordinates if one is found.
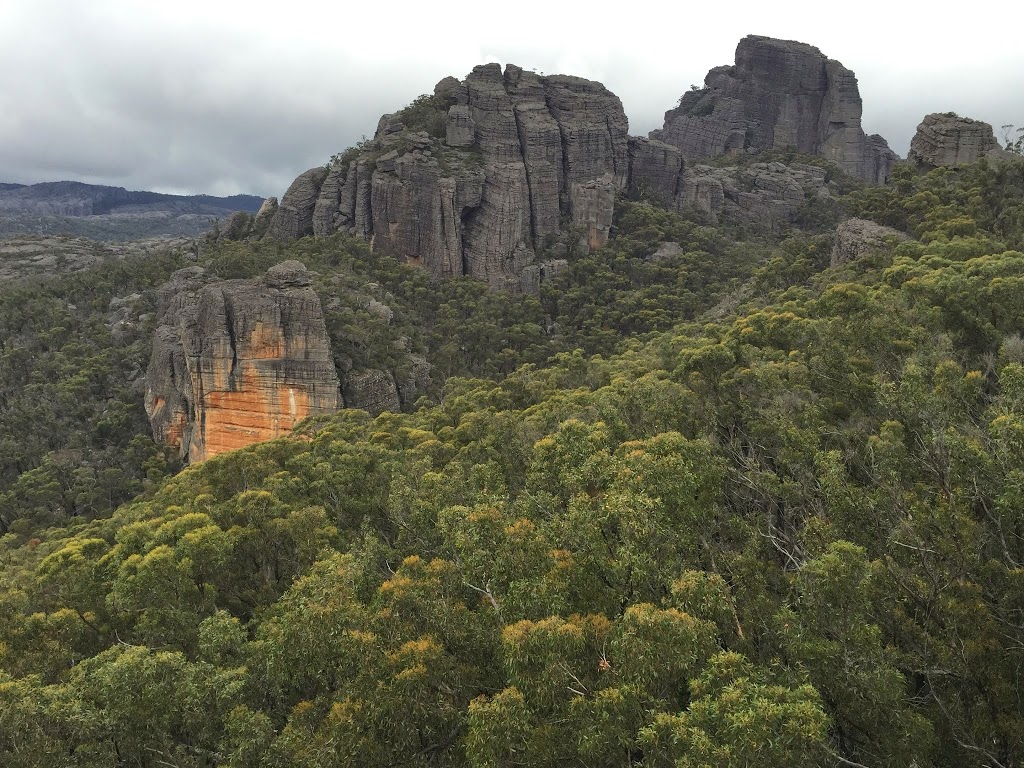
[2,159,1024,767]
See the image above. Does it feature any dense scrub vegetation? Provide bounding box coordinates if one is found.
[0,253,184,536]
[2,158,1024,767]
[0,196,776,537]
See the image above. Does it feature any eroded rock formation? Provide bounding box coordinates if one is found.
[267,63,629,290]
[908,113,1013,169]
[652,36,897,184]
[145,261,342,462]
[628,136,832,229]
[831,218,908,267]
[264,41,903,287]
[267,168,330,241]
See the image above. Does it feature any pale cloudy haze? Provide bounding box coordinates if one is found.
[1,0,1021,197]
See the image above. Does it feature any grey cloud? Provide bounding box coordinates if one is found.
[1,1,1022,198]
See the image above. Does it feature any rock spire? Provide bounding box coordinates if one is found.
[651,35,897,184]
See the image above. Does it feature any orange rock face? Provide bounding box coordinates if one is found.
[145,261,342,462]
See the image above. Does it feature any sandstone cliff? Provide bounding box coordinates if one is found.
[908,113,1013,169]
[652,36,897,185]
[266,63,629,290]
[145,261,342,462]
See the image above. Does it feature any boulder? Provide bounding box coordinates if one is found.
[263,259,314,288]
[831,218,908,267]
[652,35,898,184]
[908,113,1014,168]
[647,242,684,262]
[266,166,329,240]
[434,76,468,106]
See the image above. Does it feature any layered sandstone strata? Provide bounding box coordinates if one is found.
[908,113,1013,168]
[145,261,342,462]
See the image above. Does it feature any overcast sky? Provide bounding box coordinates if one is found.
[1,0,1021,197]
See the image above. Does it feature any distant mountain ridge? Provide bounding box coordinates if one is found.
[0,180,264,241]
[0,180,263,217]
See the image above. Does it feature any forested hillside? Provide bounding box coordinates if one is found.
[2,156,1024,767]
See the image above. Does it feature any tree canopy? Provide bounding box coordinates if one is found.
[2,157,1024,767]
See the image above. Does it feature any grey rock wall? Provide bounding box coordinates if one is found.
[652,36,897,185]
[267,62,629,291]
[908,113,1013,168]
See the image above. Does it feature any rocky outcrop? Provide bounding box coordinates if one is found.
[831,218,908,267]
[518,258,569,293]
[267,44,901,288]
[652,35,897,185]
[343,368,401,416]
[0,234,197,281]
[646,242,684,263]
[686,162,832,228]
[268,63,629,290]
[628,137,832,229]
[144,261,342,462]
[908,113,1013,169]
[254,196,278,236]
[267,167,330,241]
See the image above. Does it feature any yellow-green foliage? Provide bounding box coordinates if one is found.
[2,160,1024,767]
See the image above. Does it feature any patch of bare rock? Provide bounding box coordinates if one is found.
[908,113,1014,169]
[830,218,909,267]
[651,35,898,185]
